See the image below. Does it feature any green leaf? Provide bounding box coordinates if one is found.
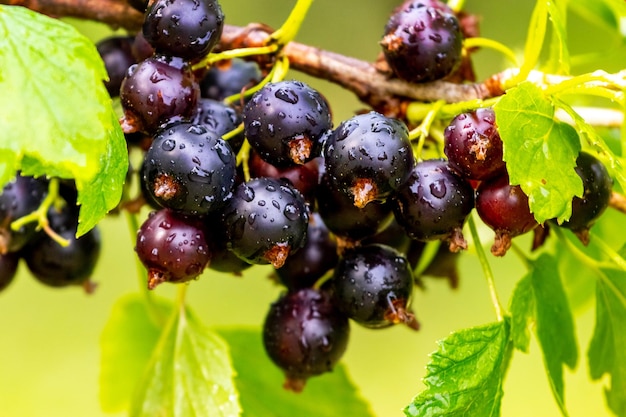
[404,320,512,417]
[509,253,578,416]
[130,302,241,417]
[494,82,583,223]
[0,6,127,235]
[217,328,375,417]
[99,293,172,413]
[588,266,626,416]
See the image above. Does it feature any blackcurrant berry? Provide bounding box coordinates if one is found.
[475,173,538,256]
[249,151,320,204]
[0,174,48,254]
[381,4,463,83]
[444,108,506,181]
[331,244,419,330]
[316,172,394,244]
[200,58,262,101]
[191,98,245,153]
[120,55,199,135]
[96,35,136,97]
[143,0,224,61]
[22,206,100,293]
[135,209,212,289]
[243,80,333,167]
[276,212,339,290]
[560,151,613,244]
[203,213,252,276]
[392,159,474,251]
[263,287,350,392]
[222,177,309,268]
[323,111,415,208]
[0,252,20,292]
[142,122,237,216]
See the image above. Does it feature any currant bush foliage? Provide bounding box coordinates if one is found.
[1,0,626,417]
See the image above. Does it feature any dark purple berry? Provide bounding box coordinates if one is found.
[316,173,394,244]
[560,151,613,244]
[96,36,136,97]
[120,55,199,135]
[143,0,224,60]
[204,213,252,276]
[263,287,350,392]
[22,206,100,293]
[0,252,20,292]
[135,209,212,289]
[323,111,415,208]
[0,174,48,254]
[381,4,463,83]
[444,108,506,181]
[243,80,333,167]
[191,98,245,153]
[276,212,339,290]
[331,244,419,330]
[222,177,309,268]
[393,159,474,251]
[142,122,237,216]
[249,151,320,204]
[475,173,538,256]
[200,58,262,101]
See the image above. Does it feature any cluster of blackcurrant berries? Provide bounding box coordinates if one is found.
[0,175,101,293]
[95,0,614,393]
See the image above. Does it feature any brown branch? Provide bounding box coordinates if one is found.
[3,0,499,113]
[610,191,626,215]
[3,0,144,31]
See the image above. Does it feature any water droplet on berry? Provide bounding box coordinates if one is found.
[162,139,176,151]
[430,179,447,199]
[275,88,299,104]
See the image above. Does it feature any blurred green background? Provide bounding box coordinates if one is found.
[1,0,624,416]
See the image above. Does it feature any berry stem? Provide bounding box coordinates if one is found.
[10,178,70,247]
[412,241,441,277]
[507,0,548,88]
[468,214,504,321]
[268,0,314,46]
[463,37,519,66]
[236,140,252,182]
[192,45,279,72]
[409,100,445,161]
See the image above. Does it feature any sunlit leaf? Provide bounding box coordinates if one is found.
[0,5,127,235]
[509,253,578,416]
[99,293,171,413]
[588,266,626,417]
[494,82,583,223]
[404,321,512,417]
[130,303,240,417]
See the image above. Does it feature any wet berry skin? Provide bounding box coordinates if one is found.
[191,98,245,153]
[143,0,224,61]
[381,4,463,83]
[475,173,538,256]
[243,80,333,167]
[135,208,212,289]
[276,212,339,290]
[22,206,101,292]
[96,36,136,98]
[200,58,262,101]
[331,244,418,329]
[323,111,415,208]
[142,122,237,217]
[120,55,199,135]
[444,108,506,181]
[263,287,350,392]
[0,174,48,254]
[392,159,474,250]
[316,172,394,243]
[561,152,613,237]
[222,177,309,269]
